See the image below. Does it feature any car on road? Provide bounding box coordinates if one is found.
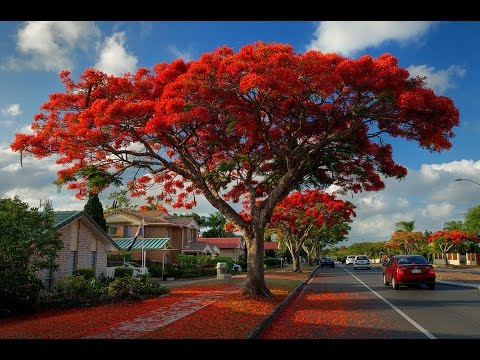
[345,255,355,265]
[123,261,149,276]
[353,255,371,270]
[320,256,335,268]
[383,255,435,290]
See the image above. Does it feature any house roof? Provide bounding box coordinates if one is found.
[183,241,219,253]
[196,237,244,249]
[264,242,280,250]
[105,210,199,229]
[112,238,174,250]
[54,211,120,250]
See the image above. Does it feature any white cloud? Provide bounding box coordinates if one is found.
[407,64,466,94]
[308,21,435,56]
[168,45,193,62]
[359,195,386,210]
[1,21,100,72]
[95,32,138,76]
[422,202,454,219]
[2,104,22,117]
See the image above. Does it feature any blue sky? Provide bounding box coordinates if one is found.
[1,21,480,245]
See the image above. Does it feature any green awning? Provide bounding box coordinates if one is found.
[113,238,171,250]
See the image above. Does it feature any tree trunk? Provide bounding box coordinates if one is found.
[443,252,448,265]
[292,249,302,272]
[243,228,272,298]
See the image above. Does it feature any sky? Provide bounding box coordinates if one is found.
[1,21,480,245]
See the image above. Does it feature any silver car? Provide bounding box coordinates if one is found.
[353,255,371,270]
[345,255,355,265]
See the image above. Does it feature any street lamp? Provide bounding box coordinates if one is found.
[454,178,480,186]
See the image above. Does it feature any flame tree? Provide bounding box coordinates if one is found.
[11,42,459,297]
[428,230,480,265]
[269,189,355,272]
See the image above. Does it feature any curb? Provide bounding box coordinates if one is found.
[436,280,480,289]
[247,266,320,339]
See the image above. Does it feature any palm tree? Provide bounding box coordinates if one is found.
[395,221,415,232]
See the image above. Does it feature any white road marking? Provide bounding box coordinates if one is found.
[341,266,437,339]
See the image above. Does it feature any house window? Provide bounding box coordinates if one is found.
[44,268,53,292]
[124,225,132,237]
[68,251,78,274]
[89,251,97,269]
[188,228,194,242]
[108,226,118,236]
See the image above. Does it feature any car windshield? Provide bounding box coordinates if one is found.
[397,256,428,265]
[127,262,141,267]
[356,256,368,260]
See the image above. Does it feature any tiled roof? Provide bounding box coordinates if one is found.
[197,237,244,249]
[54,211,82,229]
[113,238,172,250]
[105,210,197,227]
[184,242,217,253]
[54,211,120,250]
[264,242,280,250]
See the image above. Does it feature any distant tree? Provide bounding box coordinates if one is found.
[268,189,355,272]
[395,221,415,232]
[104,189,138,211]
[0,196,62,315]
[171,212,206,227]
[388,231,427,254]
[428,230,480,265]
[201,212,235,238]
[443,220,463,231]
[84,193,107,231]
[463,205,480,236]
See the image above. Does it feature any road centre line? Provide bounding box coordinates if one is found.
[342,266,437,339]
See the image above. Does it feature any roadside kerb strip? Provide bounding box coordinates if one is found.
[247,266,321,339]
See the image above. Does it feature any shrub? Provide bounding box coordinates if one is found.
[51,275,105,306]
[146,261,163,277]
[106,276,169,301]
[73,268,95,280]
[114,267,133,278]
[264,257,281,267]
[211,257,234,270]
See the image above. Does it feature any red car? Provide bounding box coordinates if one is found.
[383,255,436,290]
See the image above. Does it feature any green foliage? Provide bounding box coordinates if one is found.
[0,196,62,315]
[106,276,169,301]
[211,257,234,269]
[42,274,169,309]
[84,194,107,231]
[395,221,415,232]
[201,212,235,237]
[114,267,134,278]
[443,220,463,231]
[264,257,281,267]
[177,254,199,268]
[146,261,163,277]
[464,205,480,236]
[73,268,96,280]
[50,275,105,305]
[104,189,138,211]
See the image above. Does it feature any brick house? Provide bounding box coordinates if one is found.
[105,210,200,264]
[41,211,120,292]
[196,237,245,261]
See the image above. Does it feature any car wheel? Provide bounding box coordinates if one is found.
[392,276,399,290]
[427,282,435,290]
[383,274,389,286]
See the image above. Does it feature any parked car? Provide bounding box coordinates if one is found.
[383,255,435,290]
[123,261,149,276]
[353,255,371,270]
[345,255,355,265]
[320,256,335,268]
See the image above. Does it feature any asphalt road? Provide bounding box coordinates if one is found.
[261,264,480,339]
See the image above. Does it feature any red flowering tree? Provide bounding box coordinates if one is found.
[428,230,480,265]
[11,42,459,297]
[269,189,355,272]
[388,231,427,255]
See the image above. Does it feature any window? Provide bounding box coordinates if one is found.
[124,226,132,237]
[108,226,118,236]
[44,268,53,292]
[68,251,78,274]
[89,251,97,269]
